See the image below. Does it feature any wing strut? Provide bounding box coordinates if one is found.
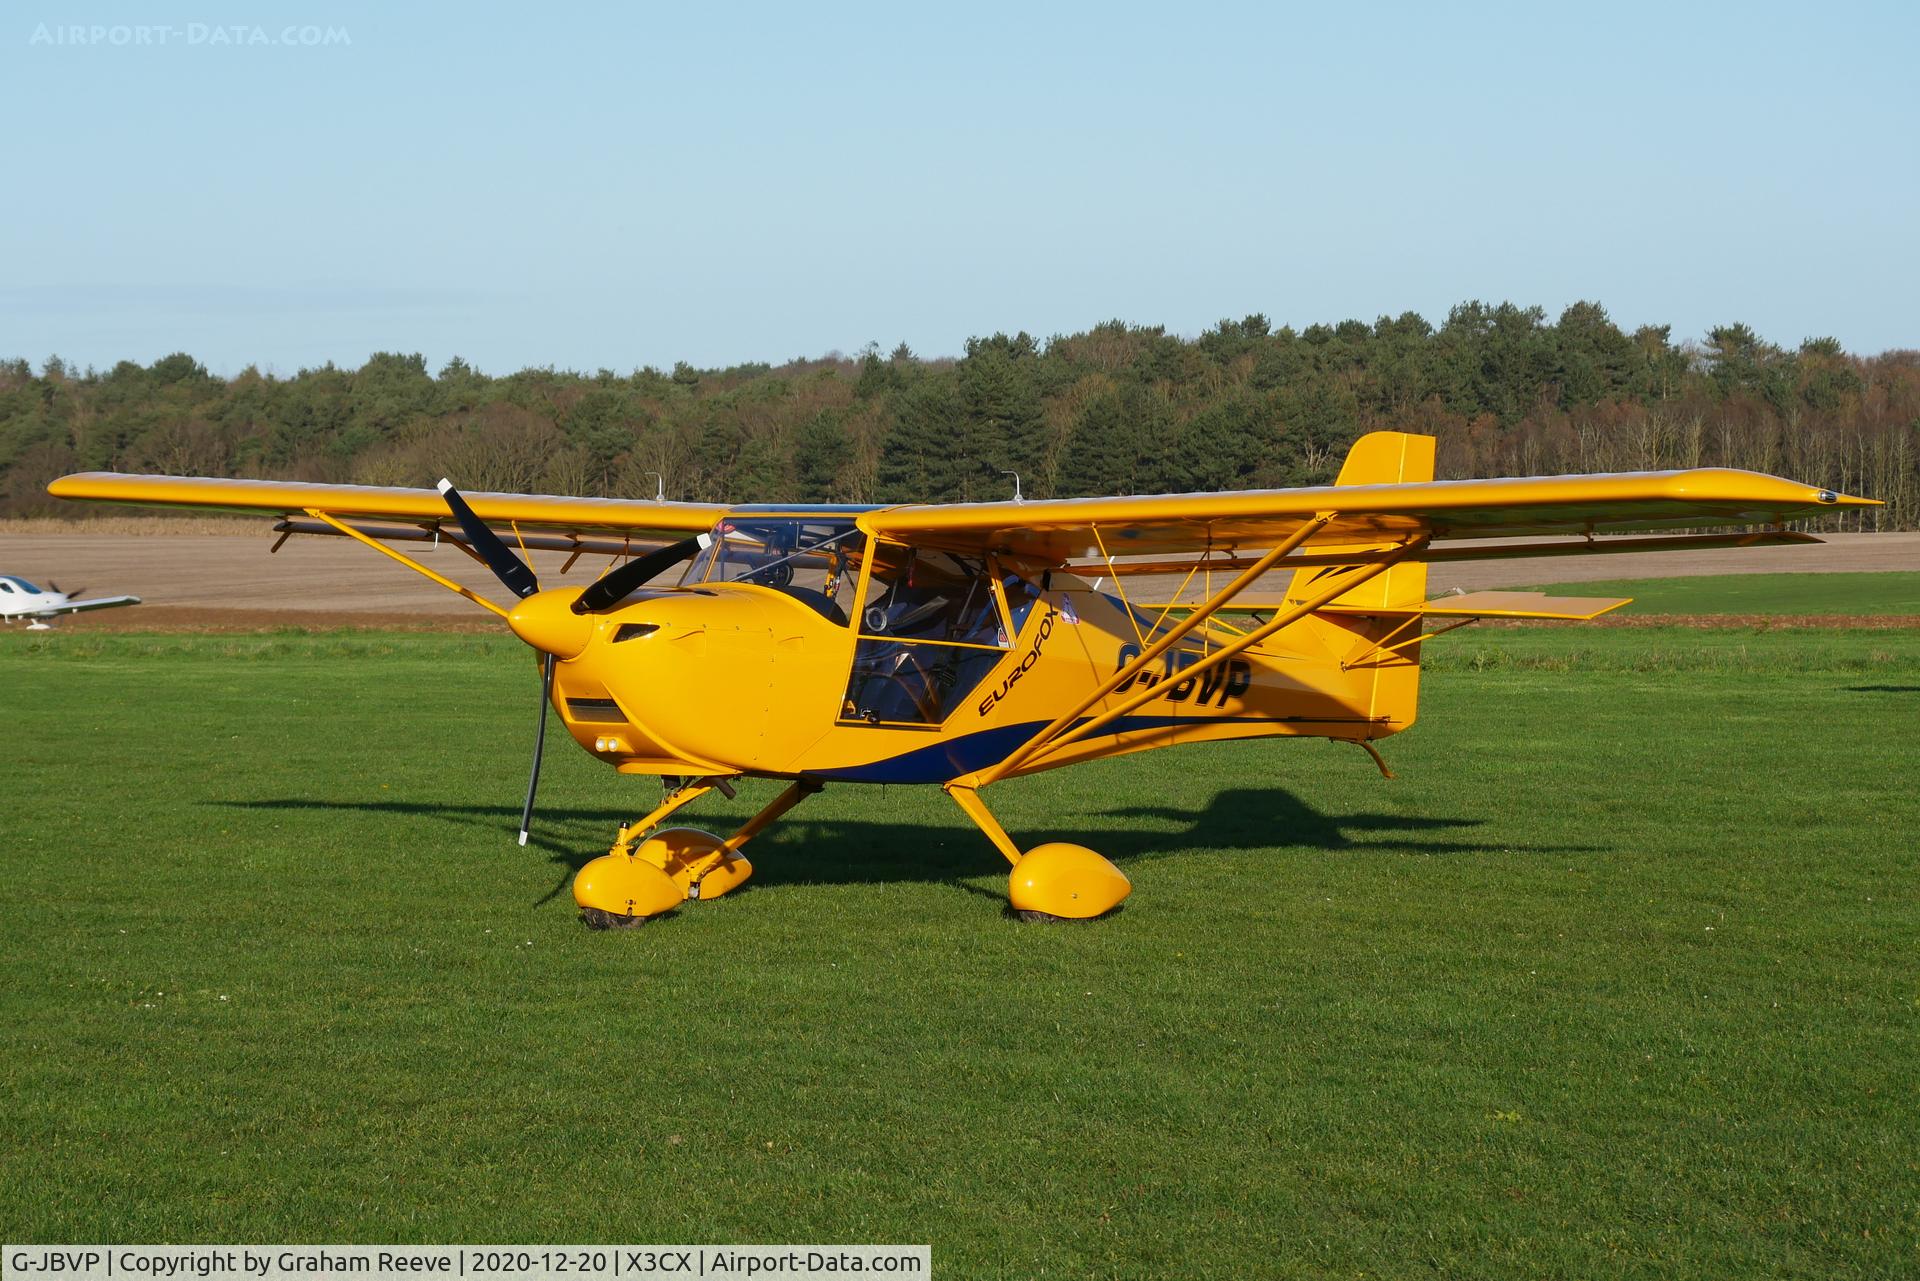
[958,529,1428,788]
[1018,537,1429,773]
[958,513,1338,789]
[303,508,510,618]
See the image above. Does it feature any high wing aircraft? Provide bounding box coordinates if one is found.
[0,574,141,628]
[48,432,1875,926]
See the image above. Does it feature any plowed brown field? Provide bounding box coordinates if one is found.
[3,526,1914,631]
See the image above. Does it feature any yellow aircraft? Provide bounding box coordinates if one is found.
[49,432,1875,926]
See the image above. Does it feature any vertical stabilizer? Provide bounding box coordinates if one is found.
[1286,431,1434,611]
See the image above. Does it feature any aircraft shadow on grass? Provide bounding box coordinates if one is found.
[212,788,1602,909]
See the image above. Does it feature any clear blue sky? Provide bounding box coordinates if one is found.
[3,0,1915,375]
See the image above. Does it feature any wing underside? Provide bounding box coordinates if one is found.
[51,594,143,614]
[46,472,727,543]
[48,462,1875,573]
[863,468,1874,562]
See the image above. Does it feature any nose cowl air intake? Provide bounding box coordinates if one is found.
[509,588,594,659]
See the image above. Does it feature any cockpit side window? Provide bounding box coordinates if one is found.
[996,566,1039,633]
[859,549,1004,646]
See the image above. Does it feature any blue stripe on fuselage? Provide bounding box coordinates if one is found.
[807,714,1340,784]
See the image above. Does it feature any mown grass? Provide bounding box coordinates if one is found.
[1428,627,1918,675]
[1,628,1915,1278]
[1528,570,1920,615]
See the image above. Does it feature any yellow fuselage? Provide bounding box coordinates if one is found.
[515,574,1420,787]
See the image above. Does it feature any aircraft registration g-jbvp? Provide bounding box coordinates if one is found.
[50,433,1875,926]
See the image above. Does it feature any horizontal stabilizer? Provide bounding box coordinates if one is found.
[1320,590,1629,621]
[1143,590,1630,620]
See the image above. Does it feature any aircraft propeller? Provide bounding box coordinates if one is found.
[570,536,703,613]
[434,478,701,846]
[434,479,540,600]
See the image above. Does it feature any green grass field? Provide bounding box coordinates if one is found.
[3,623,1916,1278]
[1528,570,1920,616]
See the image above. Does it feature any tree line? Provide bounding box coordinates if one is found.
[4,301,1915,529]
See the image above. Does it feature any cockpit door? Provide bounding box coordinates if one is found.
[837,543,1036,726]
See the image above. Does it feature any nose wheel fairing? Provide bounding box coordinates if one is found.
[573,780,821,927]
[574,826,753,928]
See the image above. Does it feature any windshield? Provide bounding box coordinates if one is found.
[2,576,39,593]
[681,518,866,626]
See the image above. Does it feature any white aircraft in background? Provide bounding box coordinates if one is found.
[0,575,140,628]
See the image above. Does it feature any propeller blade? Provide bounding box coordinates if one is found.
[518,652,555,846]
[437,478,541,600]
[571,536,704,613]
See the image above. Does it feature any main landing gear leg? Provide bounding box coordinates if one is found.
[944,784,1130,922]
[575,779,821,929]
